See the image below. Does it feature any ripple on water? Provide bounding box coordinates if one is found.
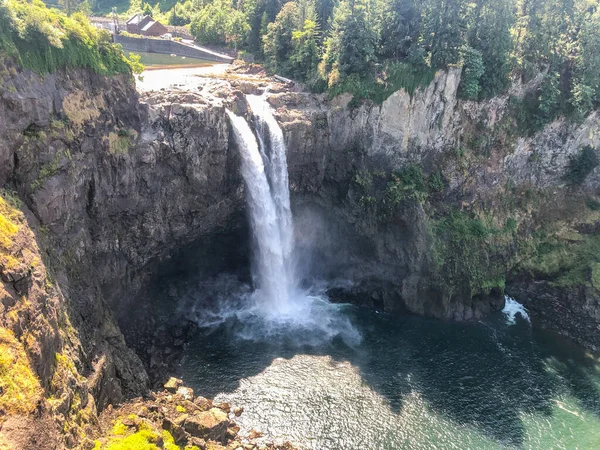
[180,304,600,450]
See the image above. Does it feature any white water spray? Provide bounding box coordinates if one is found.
[502,295,531,325]
[246,94,295,274]
[222,96,360,344]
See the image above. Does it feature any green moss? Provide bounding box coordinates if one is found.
[432,210,514,297]
[31,151,64,191]
[517,230,600,289]
[0,327,43,415]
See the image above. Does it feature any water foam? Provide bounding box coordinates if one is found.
[502,295,531,325]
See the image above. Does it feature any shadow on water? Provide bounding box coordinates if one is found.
[150,276,600,448]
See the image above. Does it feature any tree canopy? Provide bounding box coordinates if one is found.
[25,0,600,115]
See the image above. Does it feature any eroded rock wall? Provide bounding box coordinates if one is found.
[270,67,600,348]
[0,61,246,447]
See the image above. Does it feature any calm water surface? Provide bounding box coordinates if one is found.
[178,305,600,449]
[125,50,214,68]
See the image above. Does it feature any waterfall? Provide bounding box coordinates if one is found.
[222,96,360,345]
[226,109,293,313]
[246,95,295,278]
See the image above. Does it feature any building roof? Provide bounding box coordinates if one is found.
[142,20,167,32]
[126,13,143,25]
[142,20,157,31]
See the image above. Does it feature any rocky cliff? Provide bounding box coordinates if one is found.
[1,58,600,448]
[0,59,248,448]
[270,66,600,349]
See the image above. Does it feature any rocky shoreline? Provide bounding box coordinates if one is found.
[94,377,296,450]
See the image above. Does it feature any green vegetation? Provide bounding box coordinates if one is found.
[564,145,599,185]
[518,230,600,289]
[0,0,139,75]
[0,327,43,415]
[432,210,515,297]
[62,0,600,110]
[384,165,428,206]
[0,194,22,271]
[95,416,199,450]
[353,165,445,217]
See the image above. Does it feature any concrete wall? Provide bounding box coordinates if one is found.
[114,35,233,63]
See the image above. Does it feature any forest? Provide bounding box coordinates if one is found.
[88,0,600,119]
[5,0,600,122]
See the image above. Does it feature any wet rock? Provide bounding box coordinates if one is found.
[248,430,263,439]
[214,402,231,413]
[184,408,230,442]
[226,425,241,440]
[194,396,213,411]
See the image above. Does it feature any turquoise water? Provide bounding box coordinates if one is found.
[179,302,600,449]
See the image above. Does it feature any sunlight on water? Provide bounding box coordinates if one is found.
[213,354,503,450]
[181,305,600,450]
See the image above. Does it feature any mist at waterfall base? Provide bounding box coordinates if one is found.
[185,97,359,346]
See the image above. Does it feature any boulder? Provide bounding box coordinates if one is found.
[162,418,189,445]
[194,396,213,411]
[176,386,194,400]
[164,377,183,393]
[184,408,230,442]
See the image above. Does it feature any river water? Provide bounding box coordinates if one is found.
[178,302,600,450]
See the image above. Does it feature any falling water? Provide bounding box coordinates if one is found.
[226,110,292,312]
[224,97,360,344]
[246,94,295,279]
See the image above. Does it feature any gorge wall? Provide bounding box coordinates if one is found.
[1,59,600,447]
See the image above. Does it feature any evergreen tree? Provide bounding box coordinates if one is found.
[263,2,300,73]
[468,0,514,98]
[379,0,421,59]
[424,0,465,69]
[320,0,377,85]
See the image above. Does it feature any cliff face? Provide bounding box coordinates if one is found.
[0,61,246,447]
[1,59,600,447]
[270,67,600,348]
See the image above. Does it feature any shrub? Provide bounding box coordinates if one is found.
[564,145,599,185]
[0,0,134,75]
[383,165,427,206]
